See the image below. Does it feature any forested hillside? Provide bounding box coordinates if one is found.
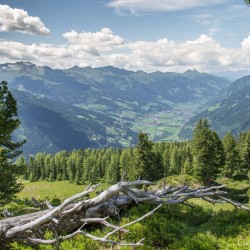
[0,61,231,155]
[12,89,137,155]
[10,122,250,249]
[16,124,250,187]
[1,80,250,249]
[180,75,250,139]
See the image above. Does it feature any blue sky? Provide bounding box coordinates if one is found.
[0,0,250,77]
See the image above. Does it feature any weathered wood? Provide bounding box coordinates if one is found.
[0,180,249,248]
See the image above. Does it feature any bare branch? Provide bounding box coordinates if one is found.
[218,195,250,211]
[45,200,54,209]
[26,205,161,247]
[104,204,162,240]
[5,184,99,238]
[0,180,249,248]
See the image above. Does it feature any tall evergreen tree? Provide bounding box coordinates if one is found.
[135,133,162,181]
[119,148,134,181]
[240,131,250,173]
[162,147,170,176]
[15,155,28,179]
[106,154,120,184]
[67,153,76,182]
[34,153,45,180]
[222,132,241,178]
[154,151,164,180]
[192,119,224,186]
[182,144,193,175]
[169,146,181,175]
[28,155,36,182]
[0,81,26,205]
[44,154,53,181]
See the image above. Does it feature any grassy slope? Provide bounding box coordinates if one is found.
[8,178,250,249]
[17,180,109,200]
[17,176,250,209]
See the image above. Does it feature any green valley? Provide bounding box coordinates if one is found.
[0,62,231,155]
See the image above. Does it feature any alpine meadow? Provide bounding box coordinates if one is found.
[1,1,250,250]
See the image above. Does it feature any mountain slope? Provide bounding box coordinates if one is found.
[0,61,232,154]
[179,76,250,138]
[12,90,137,155]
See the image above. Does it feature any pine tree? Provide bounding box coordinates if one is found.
[82,157,92,183]
[106,154,120,184]
[60,150,68,181]
[67,155,75,182]
[154,151,164,180]
[119,149,133,181]
[222,132,241,178]
[134,133,160,181]
[28,155,36,182]
[162,147,170,176]
[192,119,225,186]
[44,154,53,181]
[182,144,193,175]
[0,81,26,205]
[240,131,250,173]
[34,153,45,180]
[169,146,181,175]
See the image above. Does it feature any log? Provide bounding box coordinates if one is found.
[0,180,249,249]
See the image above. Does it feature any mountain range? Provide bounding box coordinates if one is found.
[1,61,248,155]
[179,75,250,139]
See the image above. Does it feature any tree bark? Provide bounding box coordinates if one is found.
[0,180,249,248]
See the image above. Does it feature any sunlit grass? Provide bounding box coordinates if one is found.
[189,198,235,212]
[17,180,109,201]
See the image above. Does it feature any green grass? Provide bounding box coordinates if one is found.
[132,102,202,141]
[17,176,249,211]
[17,180,109,201]
[8,177,250,249]
[154,175,250,211]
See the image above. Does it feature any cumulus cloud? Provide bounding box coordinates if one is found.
[1,28,250,73]
[0,4,50,35]
[241,36,250,50]
[63,28,123,52]
[107,0,226,14]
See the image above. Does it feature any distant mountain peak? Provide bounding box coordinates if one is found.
[1,61,40,71]
[17,61,35,66]
[183,69,200,74]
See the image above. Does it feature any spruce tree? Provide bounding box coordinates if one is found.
[106,154,120,184]
[15,155,28,179]
[222,132,241,178]
[162,147,170,176]
[0,81,26,205]
[192,119,224,186]
[119,149,132,181]
[182,144,193,175]
[169,146,180,175]
[135,132,162,181]
[240,131,250,173]
[44,154,53,181]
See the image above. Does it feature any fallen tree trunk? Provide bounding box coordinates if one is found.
[0,180,249,248]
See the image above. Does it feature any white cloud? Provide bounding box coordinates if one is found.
[241,36,250,50]
[107,0,226,14]
[1,28,250,73]
[0,4,50,35]
[63,28,123,51]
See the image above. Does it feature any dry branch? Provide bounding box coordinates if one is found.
[0,180,249,248]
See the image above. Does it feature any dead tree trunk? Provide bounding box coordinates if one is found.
[0,180,249,248]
